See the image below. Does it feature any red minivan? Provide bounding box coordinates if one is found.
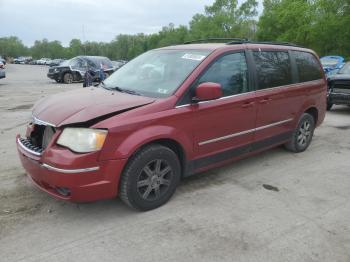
[17,40,327,210]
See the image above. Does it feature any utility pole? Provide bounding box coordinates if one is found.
[82,24,87,55]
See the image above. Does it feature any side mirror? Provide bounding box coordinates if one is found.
[193,82,223,102]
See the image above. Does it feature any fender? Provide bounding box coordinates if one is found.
[98,124,193,161]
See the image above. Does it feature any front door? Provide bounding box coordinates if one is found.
[191,52,256,170]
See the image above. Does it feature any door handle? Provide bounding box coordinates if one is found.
[241,101,255,108]
[259,98,272,104]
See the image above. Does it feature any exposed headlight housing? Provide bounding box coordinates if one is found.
[57,128,107,153]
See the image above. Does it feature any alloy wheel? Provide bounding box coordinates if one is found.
[136,159,173,201]
[297,120,312,147]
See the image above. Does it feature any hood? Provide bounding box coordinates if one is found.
[32,88,155,126]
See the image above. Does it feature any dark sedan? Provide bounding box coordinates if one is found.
[327,62,350,110]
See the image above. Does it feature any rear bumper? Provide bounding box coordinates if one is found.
[16,135,128,202]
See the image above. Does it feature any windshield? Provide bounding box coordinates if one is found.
[338,63,350,74]
[102,49,211,98]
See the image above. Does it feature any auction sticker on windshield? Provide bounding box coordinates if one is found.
[181,54,206,61]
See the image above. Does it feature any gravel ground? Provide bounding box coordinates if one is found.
[0,64,350,262]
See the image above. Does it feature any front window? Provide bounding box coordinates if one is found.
[338,63,350,74]
[103,49,211,98]
[196,52,249,96]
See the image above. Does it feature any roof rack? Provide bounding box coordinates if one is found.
[244,41,302,47]
[183,38,303,48]
[184,38,248,44]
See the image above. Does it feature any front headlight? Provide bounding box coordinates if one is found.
[57,128,107,153]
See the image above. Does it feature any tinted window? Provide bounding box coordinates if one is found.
[294,51,323,82]
[196,52,249,96]
[253,51,292,90]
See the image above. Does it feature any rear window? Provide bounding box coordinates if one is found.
[293,51,323,82]
[253,51,292,90]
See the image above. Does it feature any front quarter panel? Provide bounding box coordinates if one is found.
[93,105,194,162]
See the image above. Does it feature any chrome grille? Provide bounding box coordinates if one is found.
[18,137,44,156]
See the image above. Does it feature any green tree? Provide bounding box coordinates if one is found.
[190,0,258,40]
[0,36,28,58]
[257,0,350,58]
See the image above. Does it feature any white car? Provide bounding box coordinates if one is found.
[37,58,51,65]
[0,62,5,79]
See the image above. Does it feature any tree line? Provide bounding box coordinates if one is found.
[0,0,349,61]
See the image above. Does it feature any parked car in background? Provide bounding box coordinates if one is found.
[13,56,26,64]
[112,60,127,71]
[321,56,345,76]
[47,56,114,84]
[48,59,65,67]
[327,62,350,110]
[0,56,6,65]
[37,58,51,65]
[17,40,326,210]
[0,61,5,79]
[13,56,33,64]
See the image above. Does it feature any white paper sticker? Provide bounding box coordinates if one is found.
[157,88,168,94]
[181,54,206,61]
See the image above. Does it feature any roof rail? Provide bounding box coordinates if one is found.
[184,38,248,44]
[251,41,302,47]
[183,38,303,48]
[227,40,303,48]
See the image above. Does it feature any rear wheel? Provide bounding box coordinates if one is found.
[119,144,181,211]
[63,73,73,84]
[284,113,315,153]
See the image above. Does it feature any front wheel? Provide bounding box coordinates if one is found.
[119,144,181,211]
[63,73,73,84]
[284,113,315,153]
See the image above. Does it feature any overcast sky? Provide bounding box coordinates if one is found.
[0,0,262,47]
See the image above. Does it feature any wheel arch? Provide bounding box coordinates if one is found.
[304,107,318,125]
[134,138,187,177]
[103,125,192,178]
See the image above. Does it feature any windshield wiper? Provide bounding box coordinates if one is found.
[111,86,141,96]
[120,88,142,96]
[101,82,142,96]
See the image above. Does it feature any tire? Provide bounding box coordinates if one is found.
[63,73,73,84]
[119,144,181,211]
[327,103,333,111]
[284,113,315,153]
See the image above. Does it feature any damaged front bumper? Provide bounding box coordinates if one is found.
[16,134,127,202]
